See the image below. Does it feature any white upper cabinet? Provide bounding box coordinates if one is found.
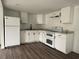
[39,31,46,43]
[46,11,61,19]
[20,12,28,24]
[45,11,61,24]
[61,6,74,24]
[36,14,45,24]
[29,14,37,24]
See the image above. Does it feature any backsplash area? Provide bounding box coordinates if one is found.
[42,18,74,31]
[20,19,74,32]
[20,23,44,30]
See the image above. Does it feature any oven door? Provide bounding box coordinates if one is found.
[46,39,52,45]
[46,39,55,48]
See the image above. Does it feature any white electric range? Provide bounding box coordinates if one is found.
[45,31,55,48]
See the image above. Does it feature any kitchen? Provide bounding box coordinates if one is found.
[20,7,74,54]
[0,0,79,59]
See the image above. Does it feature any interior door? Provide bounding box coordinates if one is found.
[5,27,20,47]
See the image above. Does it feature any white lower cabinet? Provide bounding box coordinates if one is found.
[20,31,40,43]
[21,31,46,43]
[55,33,73,54]
[29,31,35,42]
[25,31,31,43]
[21,30,74,54]
[34,31,40,42]
[39,31,46,43]
[29,31,40,42]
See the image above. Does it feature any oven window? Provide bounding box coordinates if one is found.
[46,39,52,45]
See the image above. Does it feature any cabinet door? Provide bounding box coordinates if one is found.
[25,31,29,43]
[39,31,46,43]
[39,32,43,42]
[61,7,70,23]
[29,31,35,42]
[21,31,31,43]
[34,31,40,42]
[42,32,46,43]
[55,33,66,53]
[21,12,28,23]
[37,14,44,24]
[29,31,40,42]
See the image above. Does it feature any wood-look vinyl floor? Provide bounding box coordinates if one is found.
[0,42,79,59]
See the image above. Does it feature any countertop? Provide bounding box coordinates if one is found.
[20,29,74,34]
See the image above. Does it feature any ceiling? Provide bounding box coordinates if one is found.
[2,0,79,13]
